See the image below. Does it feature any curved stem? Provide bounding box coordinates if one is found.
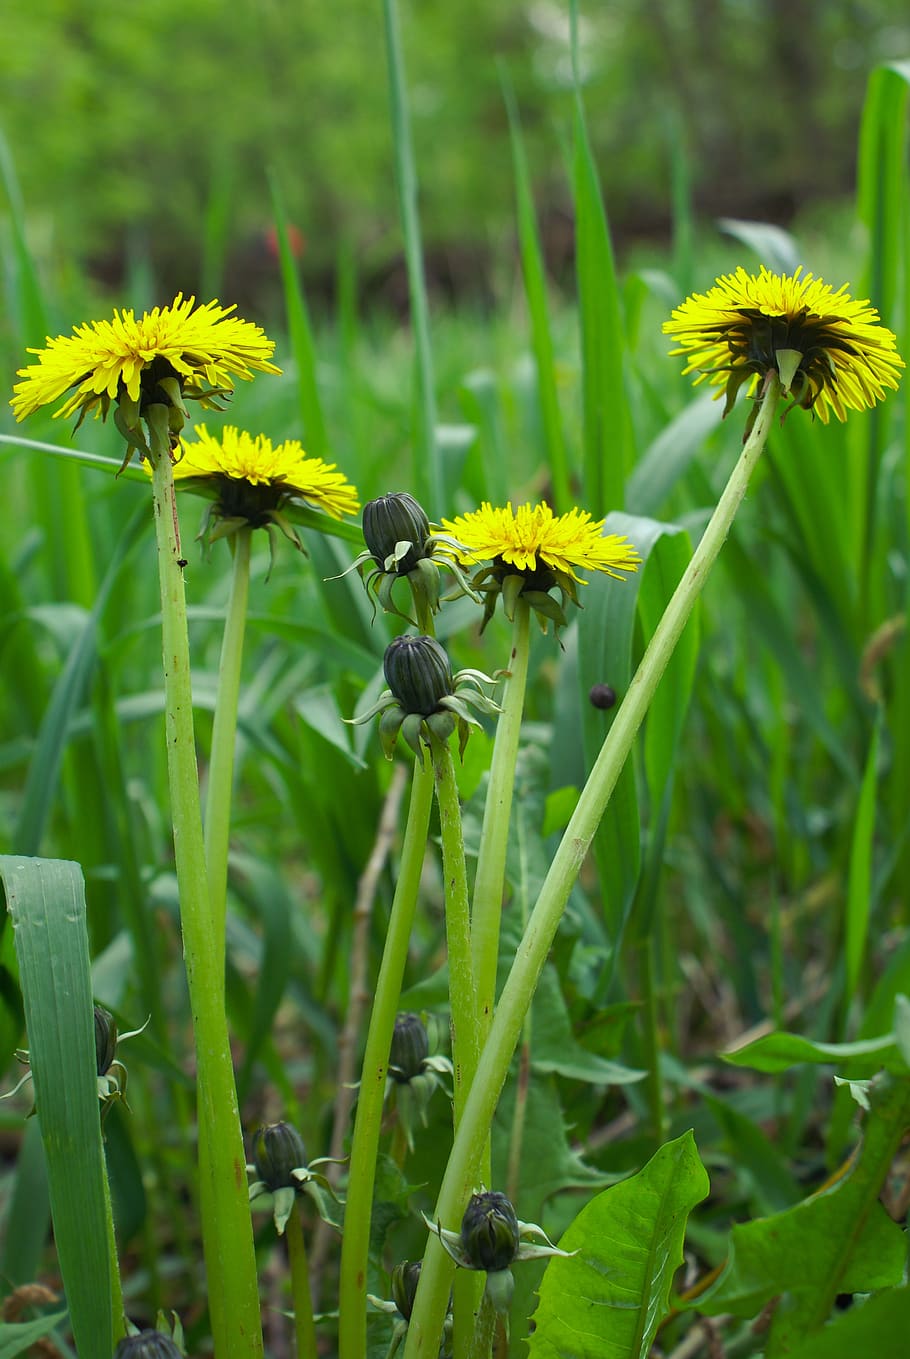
[286,1200,318,1359]
[205,525,253,964]
[147,411,263,1359]
[403,377,782,1357]
[338,755,435,1359]
[470,600,531,1046]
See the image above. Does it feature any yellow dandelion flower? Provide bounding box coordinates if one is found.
[438,500,640,633]
[173,425,360,521]
[11,293,281,427]
[663,265,904,423]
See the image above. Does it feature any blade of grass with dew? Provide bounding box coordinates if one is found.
[570,0,628,516]
[503,76,571,514]
[14,507,146,857]
[0,857,123,1357]
[382,0,442,516]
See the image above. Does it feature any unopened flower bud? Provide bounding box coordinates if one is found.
[389,1013,429,1083]
[252,1121,307,1192]
[383,635,454,717]
[363,493,431,574]
[460,1191,520,1272]
[114,1331,183,1358]
[391,1260,422,1321]
[94,1005,118,1078]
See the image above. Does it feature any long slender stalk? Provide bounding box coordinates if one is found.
[204,525,253,962]
[286,1200,318,1359]
[430,735,479,1125]
[338,754,435,1359]
[403,377,783,1357]
[146,411,264,1359]
[470,600,531,1046]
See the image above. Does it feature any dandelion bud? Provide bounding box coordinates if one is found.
[391,1260,422,1321]
[459,1191,520,1272]
[94,1005,118,1078]
[389,1013,430,1083]
[114,1331,183,1358]
[383,635,454,717]
[252,1121,307,1192]
[588,683,616,710]
[363,493,431,573]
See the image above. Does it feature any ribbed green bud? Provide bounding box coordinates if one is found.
[94,1005,118,1078]
[390,1260,422,1321]
[363,493,431,573]
[252,1121,307,1192]
[114,1331,183,1358]
[383,635,454,717]
[459,1191,520,1271]
[389,1013,429,1083]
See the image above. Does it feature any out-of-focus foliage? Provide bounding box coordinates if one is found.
[2,0,908,307]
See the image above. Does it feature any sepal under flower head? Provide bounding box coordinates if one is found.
[438,501,640,636]
[426,1189,575,1319]
[349,635,501,761]
[663,265,904,424]
[247,1120,345,1235]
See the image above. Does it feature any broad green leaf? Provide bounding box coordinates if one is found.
[782,1287,910,1359]
[0,857,119,1358]
[694,1073,910,1356]
[528,1131,709,1359]
[532,965,644,1087]
[724,1028,907,1076]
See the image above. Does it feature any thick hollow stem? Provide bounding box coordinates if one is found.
[430,734,480,1126]
[338,755,435,1359]
[286,1200,319,1359]
[147,416,264,1359]
[205,525,253,963]
[470,600,531,1045]
[403,377,782,1357]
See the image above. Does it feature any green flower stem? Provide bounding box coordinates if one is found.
[204,525,253,962]
[403,376,783,1358]
[429,731,481,1359]
[470,599,531,1046]
[338,754,435,1359]
[429,734,480,1126]
[468,1292,497,1359]
[146,413,264,1359]
[286,1199,318,1359]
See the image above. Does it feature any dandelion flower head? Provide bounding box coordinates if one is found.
[11,293,281,427]
[663,265,903,423]
[440,501,640,584]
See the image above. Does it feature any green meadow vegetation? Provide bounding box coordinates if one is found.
[1,4,910,1358]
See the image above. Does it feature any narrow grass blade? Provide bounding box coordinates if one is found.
[845,712,882,1010]
[528,1131,709,1358]
[0,1312,69,1358]
[503,78,571,513]
[1,857,119,1358]
[0,1115,50,1292]
[570,0,628,515]
[14,507,146,856]
[382,0,442,515]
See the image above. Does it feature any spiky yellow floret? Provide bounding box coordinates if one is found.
[173,425,359,519]
[663,265,903,423]
[11,294,280,424]
[440,501,640,583]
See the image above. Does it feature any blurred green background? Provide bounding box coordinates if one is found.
[4,0,909,320]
